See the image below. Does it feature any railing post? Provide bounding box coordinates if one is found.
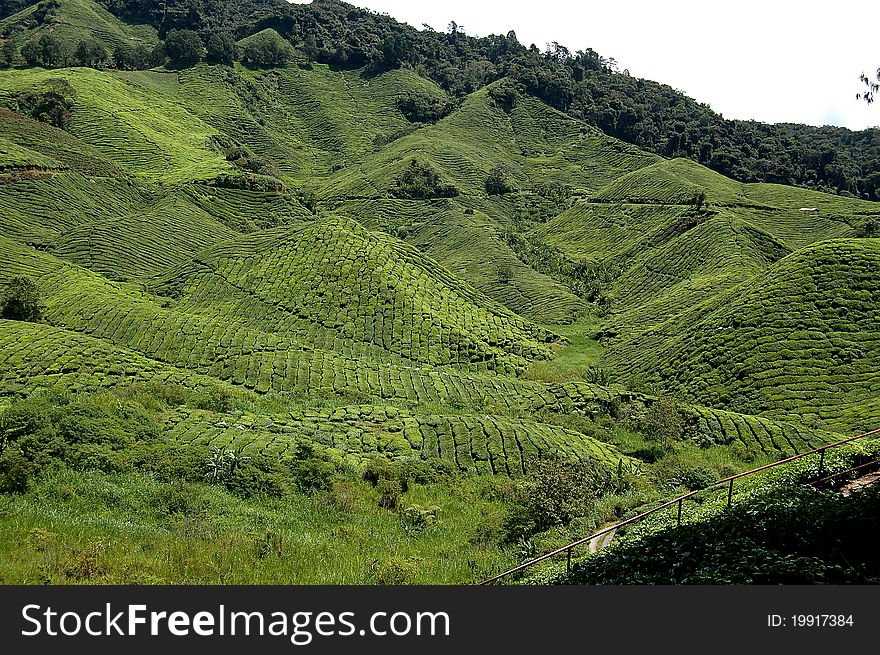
[677,498,683,527]
[818,449,826,478]
[727,478,734,509]
[566,548,572,574]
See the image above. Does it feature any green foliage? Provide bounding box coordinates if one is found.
[487,79,519,112]
[856,217,878,238]
[1,40,16,68]
[553,486,880,584]
[210,134,279,177]
[1,276,44,322]
[163,29,204,68]
[396,90,451,123]
[501,456,602,542]
[285,443,338,495]
[112,43,151,70]
[485,164,516,195]
[0,447,38,493]
[205,32,238,65]
[241,30,294,67]
[392,158,458,199]
[639,395,685,452]
[13,79,75,129]
[74,39,109,68]
[21,34,67,68]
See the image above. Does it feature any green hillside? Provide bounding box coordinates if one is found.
[0,0,878,585]
[1,0,158,54]
[602,239,880,433]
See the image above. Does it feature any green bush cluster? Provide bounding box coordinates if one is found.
[12,80,75,129]
[392,159,458,200]
[1,276,44,323]
[501,456,604,542]
[242,31,294,67]
[484,165,516,195]
[554,486,880,584]
[396,91,452,123]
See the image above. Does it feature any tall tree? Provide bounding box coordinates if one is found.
[1,277,44,323]
[206,32,239,65]
[74,39,110,68]
[163,29,205,68]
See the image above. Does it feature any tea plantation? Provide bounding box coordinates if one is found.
[0,0,878,584]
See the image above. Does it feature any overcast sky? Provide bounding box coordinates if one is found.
[289,0,880,130]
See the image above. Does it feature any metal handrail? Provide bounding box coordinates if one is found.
[480,426,880,585]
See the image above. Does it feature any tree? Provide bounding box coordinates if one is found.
[302,34,318,64]
[1,277,44,323]
[857,68,879,104]
[1,40,16,68]
[21,34,65,68]
[690,190,707,211]
[205,32,238,65]
[488,79,519,111]
[396,90,451,123]
[163,29,204,68]
[74,39,109,68]
[392,159,458,199]
[242,31,294,67]
[501,457,601,542]
[113,43,151,70]
[496,262,514,283]
[485,165,516,195]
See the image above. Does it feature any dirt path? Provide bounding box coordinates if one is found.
[840,470,880,497]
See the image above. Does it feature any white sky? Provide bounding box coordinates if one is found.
[289,0,880,130]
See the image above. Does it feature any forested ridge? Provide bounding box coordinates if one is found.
[15,0,868,198]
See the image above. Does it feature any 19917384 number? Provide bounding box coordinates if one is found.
[768,614,854,627]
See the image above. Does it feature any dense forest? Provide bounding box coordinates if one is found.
[2,0,878,197]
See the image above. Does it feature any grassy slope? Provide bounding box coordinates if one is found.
[1,0,158,52]
[0,67,231,183]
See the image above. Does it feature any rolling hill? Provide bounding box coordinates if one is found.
[0,0,878,585]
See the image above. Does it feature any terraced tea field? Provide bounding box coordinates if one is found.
[1,15,879,586]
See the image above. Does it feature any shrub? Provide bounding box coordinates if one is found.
[223,453,291,499]
[14,79,75,129]
[501,457,600,542]
[1,40,16,68]
[286,442,338,494]
[377,478,403,511]
[856,217,878,238]
[392,159,458,199]
[495,262,513,283]
[362,456,409,492]
[154,480,208,518]
[400,505,439,535]
[375,556,419,584]
[1,276,44,323]
[192,386,234,412]
[639,395,685,456]
[488,79,519,111]
[0,448,38,493]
